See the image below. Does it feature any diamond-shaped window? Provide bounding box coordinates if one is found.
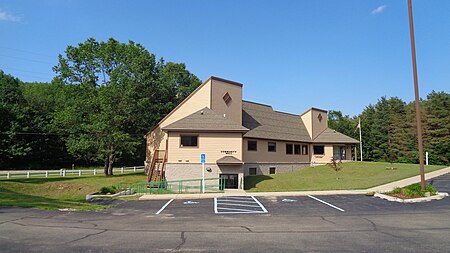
[223,92,232,106]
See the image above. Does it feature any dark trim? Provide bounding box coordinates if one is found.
[210,76,243,87]
[300,107,328,117]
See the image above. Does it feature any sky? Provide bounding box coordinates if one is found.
[1,0,449,116]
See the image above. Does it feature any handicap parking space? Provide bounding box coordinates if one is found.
[154,198,213,217]
[214,196,268,214]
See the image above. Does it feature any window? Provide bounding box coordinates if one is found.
[294,144,301,155]
[223,92,232,106]
[248,140,257,151]
[268,142,276,152]
[180,135,198,147]
[269,167,276,174]
[286,144,293,154]
[313,145,325,155]
[249,168,257,175]
[302,145,309,155]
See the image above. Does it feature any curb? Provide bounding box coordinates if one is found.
[374,192,449,203]
[138,190,368,201]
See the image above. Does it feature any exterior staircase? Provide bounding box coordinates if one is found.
[147,149,167,186]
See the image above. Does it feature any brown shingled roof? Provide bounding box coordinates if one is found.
[313,128,359,144]
[162,107,249,132]
[242,101,311,142]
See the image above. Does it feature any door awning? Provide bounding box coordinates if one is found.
[216,156,243,165]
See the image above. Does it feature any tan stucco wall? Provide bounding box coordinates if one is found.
[311,109,328,139]
[310,144,333,164]
[300,111,312,139]
[210,79,242,125]
[167,132,243,163]
[300,109,328,140]
[243,138,310,163]
[145,80,212,161]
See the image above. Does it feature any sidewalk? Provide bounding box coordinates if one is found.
[367,166,450,192]
[139,167,450,200]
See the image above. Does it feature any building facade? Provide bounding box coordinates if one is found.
[145,76,359,189]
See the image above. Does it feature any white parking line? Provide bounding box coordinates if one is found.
[216,199,258,204]
[251,196,268,213]
[155,199,174,215]
[308,195,345,212]
[217,206,266,213]
[216,202,261,208]
[214,196,268,214]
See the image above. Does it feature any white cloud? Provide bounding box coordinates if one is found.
[0,9,21,22]
[371,5,387,15]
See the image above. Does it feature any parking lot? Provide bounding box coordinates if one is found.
[1,174,450,252]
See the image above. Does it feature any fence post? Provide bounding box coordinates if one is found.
[7,172,10,179]
[79,170,81,176]
[27,171,30,178]
[94,169,96,175]
[133,166,136,172]
[63,169,66,177]
[121,167,124,173]
[45,171,48,178]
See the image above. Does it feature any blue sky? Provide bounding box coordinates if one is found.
[1,0,449,116]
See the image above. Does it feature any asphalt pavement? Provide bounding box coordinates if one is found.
[1,174,449,252]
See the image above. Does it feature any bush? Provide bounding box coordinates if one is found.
[99,186,117,194]
[390,183,438,198]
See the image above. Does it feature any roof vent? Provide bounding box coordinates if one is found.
[200,110,204,115]
[223,114,226,117]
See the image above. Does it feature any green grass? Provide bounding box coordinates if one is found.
[245,162,446,192]
[0,172,147,210]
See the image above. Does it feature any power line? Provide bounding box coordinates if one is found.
[0,54,54,65]
[0,46,55,59]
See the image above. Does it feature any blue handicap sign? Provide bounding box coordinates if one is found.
[201,154,206,163]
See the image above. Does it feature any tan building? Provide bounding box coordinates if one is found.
[144,76,359,189]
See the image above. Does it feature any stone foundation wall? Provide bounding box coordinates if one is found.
[165,163,244,189]
[243,163,310,176]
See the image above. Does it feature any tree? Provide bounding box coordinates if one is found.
[53,38,201,175]
[0,71,31,168]
[327,157,343,179]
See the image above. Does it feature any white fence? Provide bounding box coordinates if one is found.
[0,166,145,179]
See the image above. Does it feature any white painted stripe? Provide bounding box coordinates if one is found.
[220,196,253,200]
[155,199,174,215]
[216,211,265,214]
[217,207,264,213]
[214,197,218,214]
[251,196,268,213]
[216,199,258,204]
[308,195,345,212]
[217,202,261,208]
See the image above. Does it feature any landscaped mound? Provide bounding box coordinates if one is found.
[388,183,437,199]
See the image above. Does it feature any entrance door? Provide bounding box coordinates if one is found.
[333,146,345,160]
[219,174,238,189]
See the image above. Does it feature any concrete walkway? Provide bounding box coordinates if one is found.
[139,167,450,200]
[367,166,450,192]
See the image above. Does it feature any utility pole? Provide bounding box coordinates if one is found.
[358,118,363,161]
[407,0,426,191]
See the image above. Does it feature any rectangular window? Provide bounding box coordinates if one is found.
[302,145,309,155]
[269,167,276,174]
[248,140,257,151]
[268,142,276,152]
[286,144,293,154]
[249,168,257,175]
[180,135,198,147]
[313,145,325,155]
[294,144,301,155]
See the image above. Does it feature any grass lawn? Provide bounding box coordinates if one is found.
[245,162,447,192]
[0,172,147,211]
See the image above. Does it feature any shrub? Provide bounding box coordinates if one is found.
[99,186,117,194]
[390,183,438,198]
